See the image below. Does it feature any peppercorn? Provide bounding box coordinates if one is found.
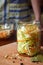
[20,63,24,65]
[13,61,15,63]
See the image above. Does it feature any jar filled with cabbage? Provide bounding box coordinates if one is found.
[17,22,41,56]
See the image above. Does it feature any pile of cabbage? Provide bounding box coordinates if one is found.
[17,23,40,56]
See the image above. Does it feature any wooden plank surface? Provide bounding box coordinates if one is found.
[0,42,43,65]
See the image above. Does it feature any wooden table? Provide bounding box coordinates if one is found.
[0,42,43,65]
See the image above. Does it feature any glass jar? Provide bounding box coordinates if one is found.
[0,23,14,39]
[17,21,41,56]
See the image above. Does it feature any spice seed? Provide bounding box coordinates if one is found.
[4,55,9,59]
[20,63,24,65]
[20,59,22,61]
[14,57,17,59]
[13,61,15,63]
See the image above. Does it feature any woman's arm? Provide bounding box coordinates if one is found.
[31,0,41,21]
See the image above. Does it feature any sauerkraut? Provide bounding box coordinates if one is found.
[17,23,40,56]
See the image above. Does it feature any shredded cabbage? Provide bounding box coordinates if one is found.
[17,24,40,56]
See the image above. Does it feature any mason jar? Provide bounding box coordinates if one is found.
[17,21,41,56]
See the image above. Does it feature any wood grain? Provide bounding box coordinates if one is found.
[0,42,43,65]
